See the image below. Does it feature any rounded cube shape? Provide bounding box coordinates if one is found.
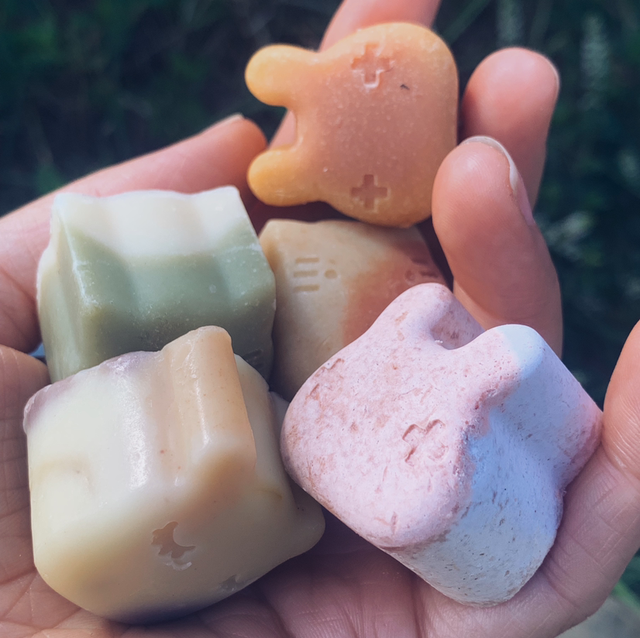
[281,284,602,605]
[38,187,276,381]
[25,327,324,622]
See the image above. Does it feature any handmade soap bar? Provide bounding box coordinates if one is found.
[246,23,458,227]
[282,283,602,606]
[259,219,445,399]
[37,187,276,382]
[24,326,324,623]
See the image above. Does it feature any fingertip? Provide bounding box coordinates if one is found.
[462,47,560,204]
[433,139,522,244]
[320,0,440,51]
[463,48,560,142]
[466,47,560,101]
[461,135,536,226]
[603,320,640,484]
[194,115,267,201]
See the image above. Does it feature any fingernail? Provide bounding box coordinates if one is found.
[544,57,561,101]
[461,135,535,226]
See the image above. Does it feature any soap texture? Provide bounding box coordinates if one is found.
[281,283,602,606]
[37,187,276,382]
[246,22,458,227]
[259,219,445,399]
[24,326,324,623]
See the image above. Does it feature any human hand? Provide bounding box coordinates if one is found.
[1,0,639,637]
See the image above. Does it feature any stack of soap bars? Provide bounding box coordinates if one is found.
[24,22,602,623]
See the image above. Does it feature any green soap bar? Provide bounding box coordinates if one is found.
[37,187,275,382]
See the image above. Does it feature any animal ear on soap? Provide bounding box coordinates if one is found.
[248,147,311,207]
[371,284,483,350]
[245,45,314,108]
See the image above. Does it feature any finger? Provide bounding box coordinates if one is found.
[0,115,266,353]
[432,137,562,355]
[602,319,640,483]
[270,0,442,148]
[418,326,640,636]
[461,48,560,206]
[320,0,440,51]
[513,321,640,635]
[0,348,49,584]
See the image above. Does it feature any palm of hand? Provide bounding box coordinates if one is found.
[0,344,618,638]
[3,1,640,636]
[0,363,467,638]
[0,365,578,638]
[0,353,463,637]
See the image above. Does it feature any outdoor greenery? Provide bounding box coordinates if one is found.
[2,0,640,608]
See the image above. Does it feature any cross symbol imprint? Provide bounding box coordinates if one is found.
[351,43,392,88]
[351,174,389,210]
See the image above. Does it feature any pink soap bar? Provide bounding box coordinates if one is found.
[281,283,602,606]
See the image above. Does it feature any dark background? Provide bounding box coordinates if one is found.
[2,0,640,605]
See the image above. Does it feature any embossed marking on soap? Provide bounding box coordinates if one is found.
[351,174,389,210]
[293,256,321,293]
[152,521,196,571]
[351,43,392,89]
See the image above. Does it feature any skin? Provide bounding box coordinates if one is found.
[1,0,640,636]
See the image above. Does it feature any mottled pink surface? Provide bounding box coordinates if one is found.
[281,283,602,605]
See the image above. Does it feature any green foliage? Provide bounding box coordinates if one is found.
[534,1,640,406]
[2,0,640,606]
[0,0,339,212]
[435,1,640,409]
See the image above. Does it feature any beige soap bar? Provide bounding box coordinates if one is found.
[259,219,445,400]
[246,22,458,227]
[24,327,324,623]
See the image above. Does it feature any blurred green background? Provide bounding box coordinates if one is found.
[2,0,640,607]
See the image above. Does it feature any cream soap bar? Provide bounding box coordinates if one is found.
[24,326,324,623]
[37,187,276,382]
[259,219,445,400]
[282,284,602,605]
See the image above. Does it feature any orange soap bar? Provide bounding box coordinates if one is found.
[259,219,445,400]
[246,22,458,228]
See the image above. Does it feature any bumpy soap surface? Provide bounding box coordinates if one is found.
[24,326,324,623]
[246,22,458,227]
[259,219,444,399]
[281,283,602,606]
[37,187,276,381]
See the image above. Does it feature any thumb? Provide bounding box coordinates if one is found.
[432,138,562,356]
